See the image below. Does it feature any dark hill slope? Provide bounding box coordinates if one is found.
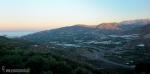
[22,25,115,43]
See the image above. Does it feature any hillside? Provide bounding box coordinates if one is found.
[22,19,150,43]
[22,24,117,43]
[21,19,150,69]
[0,36,136,74]
[0,36,103,74]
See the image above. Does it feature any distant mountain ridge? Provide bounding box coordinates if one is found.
[118,19,150,30]
[96,23,119,30]
[22,19,150,43]
[70,19,150,30]
[75,23,119,30]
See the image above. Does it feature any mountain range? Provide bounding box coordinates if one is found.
[22,19,150,43]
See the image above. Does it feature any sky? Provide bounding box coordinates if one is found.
[0,0,150,32]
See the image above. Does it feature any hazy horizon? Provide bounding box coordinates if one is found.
[0,0,150,32]
[0,31,36,37]
[0,0,150,37]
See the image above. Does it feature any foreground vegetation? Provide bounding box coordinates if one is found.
[0,36,149,74]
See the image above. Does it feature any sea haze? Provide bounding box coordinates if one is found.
[0,31,35,37]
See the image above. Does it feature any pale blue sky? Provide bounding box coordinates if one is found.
[0,0,150,32]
